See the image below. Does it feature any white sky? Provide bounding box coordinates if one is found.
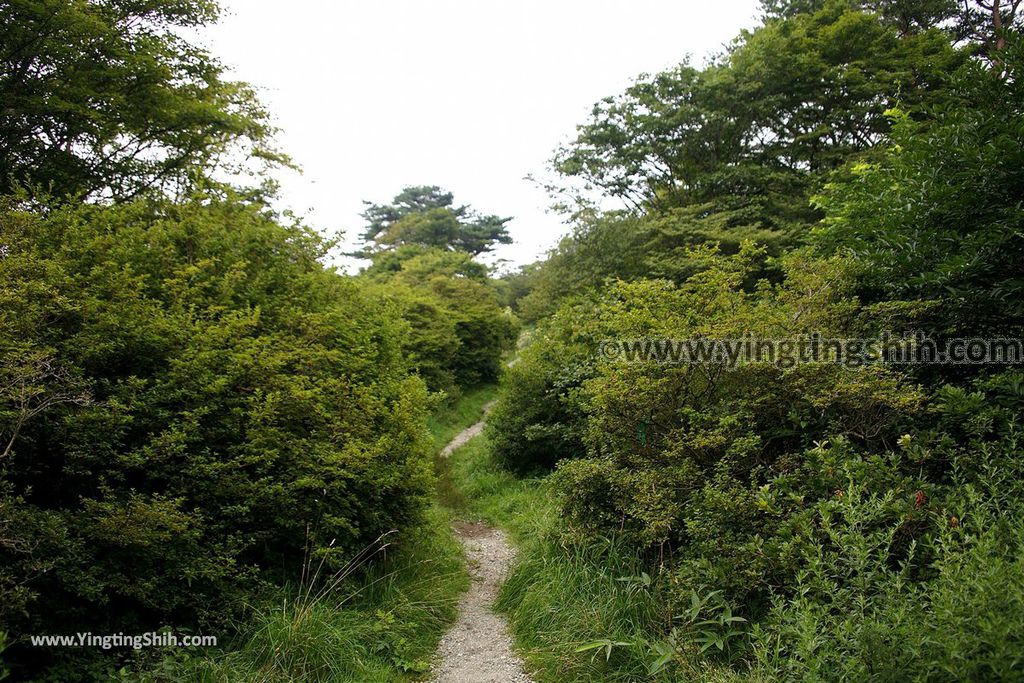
[197,0,762,272]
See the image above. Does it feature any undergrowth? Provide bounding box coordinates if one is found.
[444,416,1024,682]
[132,387,505,683]
[441,432,748,682]
[133,505,467,683]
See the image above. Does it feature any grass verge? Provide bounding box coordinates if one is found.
[440,431,747,683]
[426,384,499,455]
[134,387,506,683]
[437,434,551,541]
[136,505,467,683]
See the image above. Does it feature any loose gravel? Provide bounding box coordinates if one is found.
[430,408,535,683]
[430,522,534,683]
[439,402,496,458]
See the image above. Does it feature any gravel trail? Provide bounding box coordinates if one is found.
[439,401,496,457]
[430,409,534,683]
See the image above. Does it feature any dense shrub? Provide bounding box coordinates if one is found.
[363,247,518,395]
[365,279,463,393]
[0,196,432,677]
[532,249,923,600]
[751,376,1024,681]
[487,303,598,472]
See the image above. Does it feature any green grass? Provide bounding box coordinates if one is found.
[426,384,499,455]
[137,506,468,683]
[441,432,657,681]
[133,389,509,683]
[429,383,500,512]
[440,431,748,683]
[438,433,552,540]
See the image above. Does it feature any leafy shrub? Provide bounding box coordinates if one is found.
[0,196,432,677]
[753,424,1024,682]
[364,247,518,394]
[487,306,596,472]
[493,246,936,616]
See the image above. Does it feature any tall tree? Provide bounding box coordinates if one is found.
[814,38,1024,340]
[0,0,283,201]
[359,185,512,256]
[762,0,1023,56]
[556,0,963,219]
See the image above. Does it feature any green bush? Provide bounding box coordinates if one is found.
[537,249,922,601]
[0,196,432,678]
[487,310,595,472]
[753,425,1024,682]
[364,247,518,394]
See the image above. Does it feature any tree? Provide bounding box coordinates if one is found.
[515,3,963,319]
[0,0,283,201]
[0,348,91,460]
[762,0,1023,56]
[814,37,1024,340]
[959,0,1023,59]
[554,0,964,227]
[761,0,959,32]
[359,185,512,256]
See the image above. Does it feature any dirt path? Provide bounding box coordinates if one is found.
[439,401,496,457]
[431,409,535,683]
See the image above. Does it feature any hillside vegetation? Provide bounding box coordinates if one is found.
[489,1,1024,680]
[2,0,1023,681]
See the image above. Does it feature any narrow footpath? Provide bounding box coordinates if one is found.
[430,409,535,683]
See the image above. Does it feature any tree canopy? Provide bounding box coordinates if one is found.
[359,185,512,256]
[0,0,284,201]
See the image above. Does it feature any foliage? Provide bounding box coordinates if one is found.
[752,421,1024,681]
[359,186,512,256]
[760,0,1024,57]
[0,195,432,679]
[487,24,1024,683]
[514,0,967,321]
[486,310,593,472]
[509,212,655,323]
[363,246,518,394]
[533,249,927,604]
[814,42,1024,340]
[487,406,1024,682]
[0,0,283,201]
[135,506,469,683]
[5,0,1024,679]
[357,187,519,395]
[554,0,962,213]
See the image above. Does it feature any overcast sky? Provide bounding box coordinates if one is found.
[197,0,762,271]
